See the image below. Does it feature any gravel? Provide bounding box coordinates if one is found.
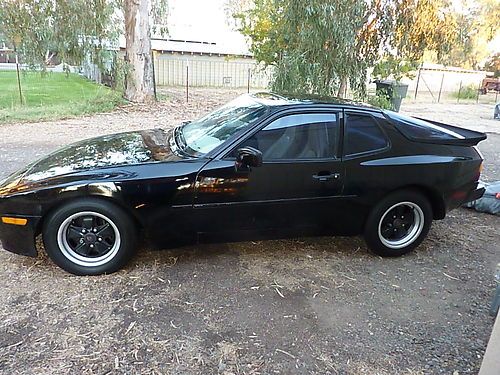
[0,87,499,374]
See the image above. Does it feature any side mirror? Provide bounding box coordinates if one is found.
[236,146,263,169]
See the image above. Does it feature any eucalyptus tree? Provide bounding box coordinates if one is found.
[124,0,154,102]
[483,53,499,77]
[0,0,168,103]
[439,0,500,69]
[123,0,168,102]
[0,0,116,69]
[236,0,459,97]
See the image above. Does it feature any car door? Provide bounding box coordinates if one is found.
[340,110,392,233]
[193,110,345,239]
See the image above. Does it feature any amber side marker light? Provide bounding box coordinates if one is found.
[1,217,28,226]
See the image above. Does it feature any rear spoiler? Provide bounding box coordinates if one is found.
[414,117,487,146]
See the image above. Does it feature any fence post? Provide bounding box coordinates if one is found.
[151,51,157,101]
[186,62,189,103]
[414,65,422,100]
[476,82,480,103]
[437,73,444,103]
[457,81,462,103]
[247,67,251,93]
[15,52,23,105]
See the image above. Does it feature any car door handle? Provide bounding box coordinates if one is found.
[312,173,340,182]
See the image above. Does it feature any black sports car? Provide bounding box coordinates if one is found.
[0,93,486,275]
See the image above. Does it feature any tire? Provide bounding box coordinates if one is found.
[42,198,138,275]
[364,189,432,257]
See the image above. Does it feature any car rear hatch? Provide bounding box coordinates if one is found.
[384,110,487,146]
[414,118,487,146]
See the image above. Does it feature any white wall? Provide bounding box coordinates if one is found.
[401,68,488,94]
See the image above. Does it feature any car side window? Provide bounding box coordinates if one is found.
[385,111,461,140]
[344,113,388,156]
[235,113,338,161]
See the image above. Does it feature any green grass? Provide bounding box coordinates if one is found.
[0,70,125,123]
[452,84,479,100]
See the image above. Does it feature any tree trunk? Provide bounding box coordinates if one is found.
[337,77,348,98]
[124,0,154,103]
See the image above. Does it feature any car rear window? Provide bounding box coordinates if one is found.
[386,111,462,140]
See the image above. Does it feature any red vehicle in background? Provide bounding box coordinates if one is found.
[480,77,500,94]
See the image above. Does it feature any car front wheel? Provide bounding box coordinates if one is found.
[42,199,137,275]
[364,190,432,257]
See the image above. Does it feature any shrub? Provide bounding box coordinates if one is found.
[366,91,393,110]
[453,84,478,100]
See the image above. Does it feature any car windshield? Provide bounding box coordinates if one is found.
[178,95,267,156]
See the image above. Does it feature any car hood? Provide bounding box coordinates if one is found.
[0,129,184,193]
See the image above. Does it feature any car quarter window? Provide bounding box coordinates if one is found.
[385,111,462,140]
[233,113,338,161]
[344,113,388,156]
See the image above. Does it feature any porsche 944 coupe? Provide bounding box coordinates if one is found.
[0,93,486,275]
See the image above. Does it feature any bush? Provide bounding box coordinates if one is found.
[366,91,393,110]
[453,84,478,100]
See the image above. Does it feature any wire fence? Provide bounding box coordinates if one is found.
[154,58,499,105]
[405,67,498,104]
[3,56,498,106]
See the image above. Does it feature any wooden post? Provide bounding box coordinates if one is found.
[15,52,23,105]
[186,63,189,103]
[151,51,157,101]
[457,81,462,103]
[414,65,422,100]
[437,73,444,103]
[247,67,251,93]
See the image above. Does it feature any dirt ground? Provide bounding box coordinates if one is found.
[0,88,499,375]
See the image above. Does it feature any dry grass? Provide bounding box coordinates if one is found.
[0,88,499,374]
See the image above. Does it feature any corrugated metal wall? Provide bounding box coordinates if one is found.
[153,53,490,95]
[154,53,272,88]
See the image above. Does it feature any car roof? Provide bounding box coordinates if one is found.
[249,92,379,112]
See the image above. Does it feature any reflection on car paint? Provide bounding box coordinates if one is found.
[195,176,249,195]
[18,129,180,183]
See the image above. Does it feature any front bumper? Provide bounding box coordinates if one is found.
[0,214,40,257]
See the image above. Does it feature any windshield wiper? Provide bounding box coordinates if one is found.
[172,125,194,157]
[174,126,187,150]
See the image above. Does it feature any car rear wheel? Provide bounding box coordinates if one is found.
[364,190,432,257]
[42,199,137,275]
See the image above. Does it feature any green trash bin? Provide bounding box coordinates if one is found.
[374,80,408,112]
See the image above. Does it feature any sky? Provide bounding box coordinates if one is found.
[165,0,249,54]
